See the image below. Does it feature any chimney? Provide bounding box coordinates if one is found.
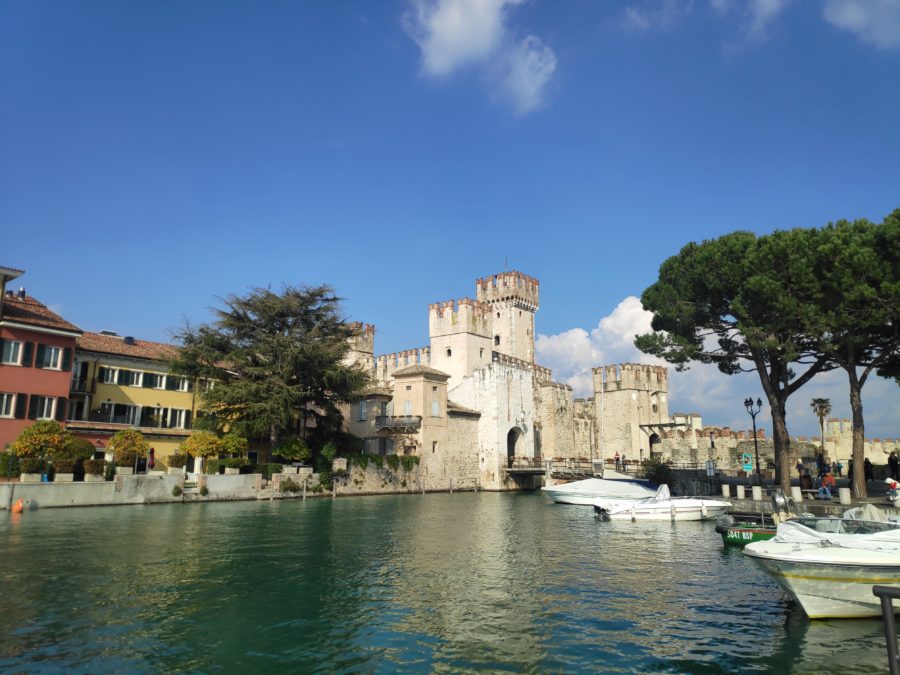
[17,287,25,300]
[123,336,135,345]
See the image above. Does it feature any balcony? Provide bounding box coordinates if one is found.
[376,415,422,432]
[70,378,91,394]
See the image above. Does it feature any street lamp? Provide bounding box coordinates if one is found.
[744,397,763,485]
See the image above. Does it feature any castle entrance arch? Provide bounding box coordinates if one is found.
[648,433,661,460]
[507,427,524,468]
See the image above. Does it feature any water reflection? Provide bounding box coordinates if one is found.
[0,494,895,673]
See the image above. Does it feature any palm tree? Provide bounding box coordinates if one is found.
[810,397,832,454]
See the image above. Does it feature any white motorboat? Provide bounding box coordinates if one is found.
[594,485,732,521]
[744,518,900,619]
[540,471,657,506]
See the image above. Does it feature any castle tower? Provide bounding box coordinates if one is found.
[428,298,493,390]
[475,271,539,364]
[345,322,376,375]
[593,364,669,463]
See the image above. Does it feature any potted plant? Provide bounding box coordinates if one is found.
[0,452,20,480]
[275,438,310,474]
[19,457,46,483]
[84,458,106,482]
[179,431,223,475]
[52,457,76,482]
[109,429,150,475]
[167,453,188,474]
[223,457,248,475]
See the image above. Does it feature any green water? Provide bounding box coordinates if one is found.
[0,493,893,673]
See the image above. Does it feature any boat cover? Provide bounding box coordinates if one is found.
[843,504,889,522]
[651,484,671,501]
[773,519,900,552]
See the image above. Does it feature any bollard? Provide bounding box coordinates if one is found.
[791,486,803,503]
[736,485,746,500]
[752,486,762,501]
[839,487,852,505]
[722,484,731,499]
[302,481,306,501]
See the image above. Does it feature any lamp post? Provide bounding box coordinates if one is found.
[744,397,763,485]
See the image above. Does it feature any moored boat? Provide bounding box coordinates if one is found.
[541,471,657,506]
[716,519,777,546]
[745,518,900,619]
[594,485,731,521]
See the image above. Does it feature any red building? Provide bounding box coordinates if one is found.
[0,266,82,450]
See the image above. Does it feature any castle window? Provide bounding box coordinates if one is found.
[358,401,367,421]
[652,404,658,413]
[431,400,440,417]
[479,348,484,358]
[405,385,411,391]
[432,386,437,391]
[404,400,412,415]
[494,335,500,346]
[432,441,438,453]
[496,312,500,318]
[446,348,451,357]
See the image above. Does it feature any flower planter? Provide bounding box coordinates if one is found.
[54,473,74,483]
[298,467,313,478]
[116,467,134,475]
[20,473,43,483]
[84,474,106,483]
[224,467,240,475]
[168,467,185,475]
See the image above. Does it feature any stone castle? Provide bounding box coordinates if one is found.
[341,270,899,492]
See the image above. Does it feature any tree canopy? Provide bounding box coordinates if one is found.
[636,212,899,493]
[172,284,369,454]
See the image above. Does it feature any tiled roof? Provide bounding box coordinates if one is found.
[392,365,450,379]
[447,401,481,416]
[77,331,180,362]
[0,295,82,334]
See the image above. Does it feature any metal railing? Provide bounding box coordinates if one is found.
[375,415,422,430]
[874,585,900,674]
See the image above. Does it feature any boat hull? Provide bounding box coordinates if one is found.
[606,503,730,521]
[541,476,657,506]
[717,524,777,547]
[745,544,900,619]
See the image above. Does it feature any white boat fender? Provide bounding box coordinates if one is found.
[671,503,676,521]
[631,506,636,522]
[701,503,708,518]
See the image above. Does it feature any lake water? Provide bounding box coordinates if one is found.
[0,492,893,673]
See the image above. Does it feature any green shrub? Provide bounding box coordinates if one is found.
[53,458,76,473]
[20,457,46,473]
[115,452,137,468]
[371,455,384,469]
[206,459,222,474]
[11,420,71,458]
[386,455,400,471]
[256,463,283,480]
[172,485,183,497]
[224,457,249,469]
[65,437,96,462]
[280,478,303,493]
[350,453,369,470]
[84,458,105,475]
[199,485,209,496]
[167,454,188,469]
[110,429,150,460]
[275,438,310,464]
[640,458,673,486]
[104,462,116,481]
[321,442,338,463]
[0,453,20,477]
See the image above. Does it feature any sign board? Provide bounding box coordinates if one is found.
[741,453,753,473]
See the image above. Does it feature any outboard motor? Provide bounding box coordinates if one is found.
[714,513,735,535]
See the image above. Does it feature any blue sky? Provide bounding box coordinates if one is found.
[2,0,898,438]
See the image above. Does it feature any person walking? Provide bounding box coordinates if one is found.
[864,458,874,483]
[889,452,899,481]
[614,451,620,472]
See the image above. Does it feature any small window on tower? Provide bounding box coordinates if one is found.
[494,335,500,346]
[496,312,500,318]
[479,348,484,358]
[446,348,451,357]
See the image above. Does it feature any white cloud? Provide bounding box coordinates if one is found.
[403,0,556,114]
[823,0,900,49]
[622,0,694,33]
[745,0,790,39]
[536,295,900,439]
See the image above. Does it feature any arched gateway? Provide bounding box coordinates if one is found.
[507,427,524,468]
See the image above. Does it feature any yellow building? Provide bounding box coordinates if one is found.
[66,331,202,465]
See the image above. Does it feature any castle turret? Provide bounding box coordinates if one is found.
[475,271,539,364]
[428,298,492,390]
[345,322,376,374]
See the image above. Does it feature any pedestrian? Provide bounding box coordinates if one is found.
[836,461,843,477]
[614,451,620,472]
[848,459,854,481]
[795,459,804,477]
[622,453,627,472]
[816,452,826,478]
[831,460,838,476]
[818,470,836,500]
[888,451,899,481]
[864,458,874,483]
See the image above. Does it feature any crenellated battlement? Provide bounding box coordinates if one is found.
[592,363,668,393]
[491,351,534,372]
[475,271,540,310]
[375,347,431,383]
[534,363,553,382]
[428,297,492,338]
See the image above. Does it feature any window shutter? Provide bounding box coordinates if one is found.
[14,393,26,419]
[55,397,67,421]
[97,366,108,383]
[22,342,34,367]
[143,373,155,388]
[117,369,127,385]
[62,348,72,371]
[165,376,177,391]
[35,344,46,368]
[27,395,38,420]
[184,410,192,429]
[0,338,4,357]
